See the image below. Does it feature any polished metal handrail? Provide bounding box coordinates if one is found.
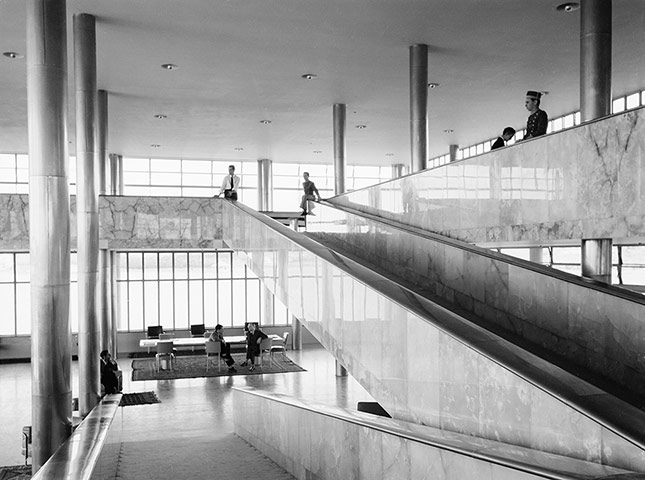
[31,394,122,480]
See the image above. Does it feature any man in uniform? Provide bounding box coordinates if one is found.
[523,90,548,140]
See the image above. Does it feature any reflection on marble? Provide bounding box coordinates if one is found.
[233,388,635,480]
[306,203,645,402]
[222,201,645,470]
[330,107,645,245]
[99,196,223,249]
[0,194,225,250]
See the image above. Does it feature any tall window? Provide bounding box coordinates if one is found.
[0,252,78,336]
[116,250,290,332]
[122,157,258,208]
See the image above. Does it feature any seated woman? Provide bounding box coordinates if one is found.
[240,323,267,371]
[208,324,237,372]
[100,350,121,395]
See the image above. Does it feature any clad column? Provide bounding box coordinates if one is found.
[409,44,428,173]
[108,154,122,355]
[333,103,346,195]
[97,90,112,355]
[391,164,405,179]
[27,0,72,471]
[109,154,123,195]
[449,144,459,163]
[580,0,612,122]
[582,239,612,283]
[257,158,273,211]
[74,13,101,416]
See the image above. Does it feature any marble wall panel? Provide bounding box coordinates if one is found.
[330,107,645,244]
[307,204,645,401]
[223,202,645,468]
[0,194,30,250]
[0,194,224,250]
[99,195,223,249]
[232,388,633,480]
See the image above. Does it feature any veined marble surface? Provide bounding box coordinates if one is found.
[0,194,225,250]
[330,107,645,245]
[99,196,224,249]
[222,201,645,471]
[0,194,29,250]
[233,388,635,480]
[306,203,645,402]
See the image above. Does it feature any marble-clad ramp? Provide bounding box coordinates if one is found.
[329,106,645,245]
[222,201,645,472]
[306,202,645,406]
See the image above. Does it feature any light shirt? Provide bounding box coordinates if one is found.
[220,174,240,195]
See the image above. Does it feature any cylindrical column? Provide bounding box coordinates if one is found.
[97,90,108,195]
[581,238,612,283]
[257,158,273,211]
[391,164,405,179]
[110,251,121,356]
[292,317,302,350]
[529,247,544,264]
[335,360,348,377]
[409,44,428,173]
[74,12,100,417]
[97,90,111,356]
[99,249,112,353]
[580,0,612,122]
[109,154,123,195]
[449,144,459,163]
[333,103,346,195]
[27,0,72,471]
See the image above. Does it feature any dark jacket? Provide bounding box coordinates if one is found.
[246,329,268,356]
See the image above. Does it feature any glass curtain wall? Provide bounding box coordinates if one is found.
[116,250,290,332]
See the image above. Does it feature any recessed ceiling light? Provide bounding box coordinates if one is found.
[260,120,272,125]
[150,144,161,148]
[313,150,322,154]
[428,82,440,89]
[234,147,244,151]
[301,73,318,80]
[355,125,367,129]
[3,51,24,59]
[443,129,454,133]
[556,2,579,12]
[154,114,167,120]
[385,153,394,157]
[161,63,178,70]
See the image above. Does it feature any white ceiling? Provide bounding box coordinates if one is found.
[0,0,644,166]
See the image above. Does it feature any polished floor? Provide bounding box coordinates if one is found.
[0,346,373,478]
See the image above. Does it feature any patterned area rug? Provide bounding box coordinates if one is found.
[132,353,305,381]
[119,391,161,406]
[0,465,31,480]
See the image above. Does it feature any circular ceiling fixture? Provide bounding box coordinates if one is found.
[428,82,440,89]
[385,153,394,157]
[556,2,580,12]
[355,125,367,129]
[313,150,322,154]
[259,120,272,125]
[154,114,167,120]
[3,51,24,59]
[443,129,454,133]
[301,73,317,80]
[234,147,244,151]
[150,144,161,148]
[161,63,178,70]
